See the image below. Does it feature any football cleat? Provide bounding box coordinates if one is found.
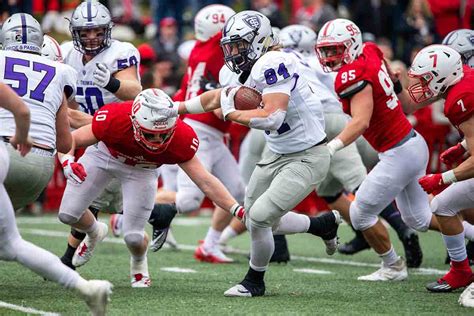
[459,283,474,307]
[358,258,408,281]
[81,280,113,316]
[401,231,423,268]
[150,227,170,252]
[467,241,474,266]
[131,273,151,288]
[426,259,473,292]
[194,244,234,263]
[165,228,179,250]
[109,214,123,238]
[224,280,265,297]
[73,222,108,267]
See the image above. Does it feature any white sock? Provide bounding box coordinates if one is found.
[203,227,221,250]
[443,231,467,262]
[249,225,274,271]
[463,222,474,241]
[85,220,98,235]
[273,212,310,235]
[74,277,90,297]
[131,255,149,276]
[219,226,237,245]
[380,246,399,267]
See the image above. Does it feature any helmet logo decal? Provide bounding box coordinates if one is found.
[20,13,27,44]
[289,30,302,46]
[243,15,261,30]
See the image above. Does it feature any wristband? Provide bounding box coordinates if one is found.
[461,139,468,150]
[59,154,74,165]
[184,96,205,114]
[441,170,457,184]
[327,138,344,155]
[104,76,121,93]
[393,80,403,94]
[230,203,245,220]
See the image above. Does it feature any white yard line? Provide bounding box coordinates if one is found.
[293,268,332,274]
[0,300,60,316]
[161,267,197,273]
[19,228,447,275]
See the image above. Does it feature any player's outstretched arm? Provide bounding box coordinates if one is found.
[176,88,223,114]
[327,84,373,156]
[0,83,32,156]
[179,156,241,215]
[56,94,73,153]
[68,109,93,129]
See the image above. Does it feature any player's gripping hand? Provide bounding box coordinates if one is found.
[440,143,466,167]
[60,154,87,184]
[418,173,450,195]
[93,63,112,88]
[220,87,239,119]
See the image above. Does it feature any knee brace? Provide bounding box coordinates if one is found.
[58,212,80,225]
[430,195,458,217]
[249,195,284,229]
[349,201,378,231]
[71,228,86,240]
[176,190,204,214]
[124,232,145,248]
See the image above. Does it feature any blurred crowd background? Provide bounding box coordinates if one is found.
[1,0,473,214]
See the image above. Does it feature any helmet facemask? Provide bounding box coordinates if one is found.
[221,33,257,73]
[71,25,112,56]
[131,117,176,154]
[316,41,350,72]
[407,72,435,103]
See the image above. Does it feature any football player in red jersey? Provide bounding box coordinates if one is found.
[393,44,474,295]
[315,19,441,281]
[57,88,245,287]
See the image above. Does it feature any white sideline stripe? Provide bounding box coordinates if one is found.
[19,228,447,275]
[0,301,60,316]
[293,268,332,274]
[161,267,197,273]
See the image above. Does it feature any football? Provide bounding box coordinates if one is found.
[230,86,262,110]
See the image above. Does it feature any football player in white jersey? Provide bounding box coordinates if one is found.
[0,13,74,211]
[277,24,423,267]
[0,44,112,316]
[156,11,342,297]
[58,0,141,270]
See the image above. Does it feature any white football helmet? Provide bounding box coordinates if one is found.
[131,88,178,153]
[279,24,317,56]
[442,29,474,68]
[221,10,275,73]
[408,45,463,103]
[69,0,113,55]
[1,13,43,54]
[316,18,362,72]
[41,35,63,62]
[194,4,235,42]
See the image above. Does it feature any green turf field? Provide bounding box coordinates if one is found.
[0,214,471,315]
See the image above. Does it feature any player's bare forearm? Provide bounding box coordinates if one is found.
[337,84,372,146]
[180,157,238,212]
[68,109,93,129]
[177,88,223,114]
[72,124,99,149]
[56,95,73,153]
[453,117,474,181]
[0,83,30,140]
[114,79,142,100]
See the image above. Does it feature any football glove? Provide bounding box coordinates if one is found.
[440,143,466,167]
[61,154,87,184]
[220,86,238,120]
[93,63,112,88]
[418,173,449,195]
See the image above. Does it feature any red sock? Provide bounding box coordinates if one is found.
[441,258,473,289]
